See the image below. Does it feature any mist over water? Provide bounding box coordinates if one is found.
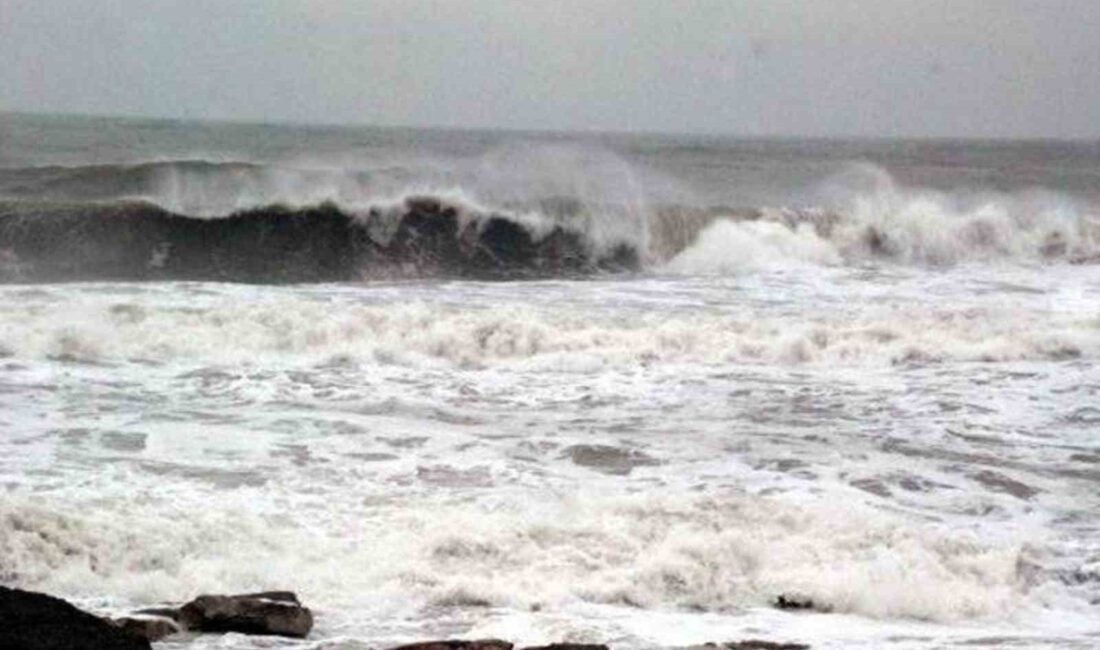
[1,114,1099,649]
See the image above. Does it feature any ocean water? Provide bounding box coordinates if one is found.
[1,113,1099,649]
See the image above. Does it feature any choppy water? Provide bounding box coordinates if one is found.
[1,113,1099,649]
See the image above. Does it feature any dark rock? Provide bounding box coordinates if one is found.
[0,585,151,650]
[388,640,513,650]
[774,594,821,611]
[521,645,609,650]
[711,642,810,650]
[178,591,313,638]
[108,616,180,642]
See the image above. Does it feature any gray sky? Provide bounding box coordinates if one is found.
[2,0,1098,138]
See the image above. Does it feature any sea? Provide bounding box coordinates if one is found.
[1,112,1098,649]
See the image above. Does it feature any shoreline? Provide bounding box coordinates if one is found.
[0,586,811,650]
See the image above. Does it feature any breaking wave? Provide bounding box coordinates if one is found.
[1,159,1098,283]
[2,289,1097,367]
[0,195,639,283]
[0,489,1062,623]
[0,150,655,282]
[664,165,1100,273]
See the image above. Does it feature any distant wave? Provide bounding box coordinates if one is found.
[0,160,271,202]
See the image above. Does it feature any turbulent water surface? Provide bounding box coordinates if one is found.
[1,113,1099,649]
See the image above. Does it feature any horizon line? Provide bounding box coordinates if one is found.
[3,108,1099,145]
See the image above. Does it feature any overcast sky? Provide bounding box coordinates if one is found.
[2,0,1098,138]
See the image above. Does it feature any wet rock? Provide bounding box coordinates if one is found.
[389,640,513,650]
[0,585,151,650]
[709,642,810,650]
[178,591,313,638]
[774,593,825,612]
[108,616,180,642]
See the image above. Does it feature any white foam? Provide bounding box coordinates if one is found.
[0,488,1064,626]
[2,273,1097,647]
[1,282,1096,368]
[659,165,1100,272]
[665,219,841,273]
[823,165,1100,265]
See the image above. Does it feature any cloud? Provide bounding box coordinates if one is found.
[1,0,1097,137]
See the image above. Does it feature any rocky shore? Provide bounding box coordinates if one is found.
[0,587,811,650]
